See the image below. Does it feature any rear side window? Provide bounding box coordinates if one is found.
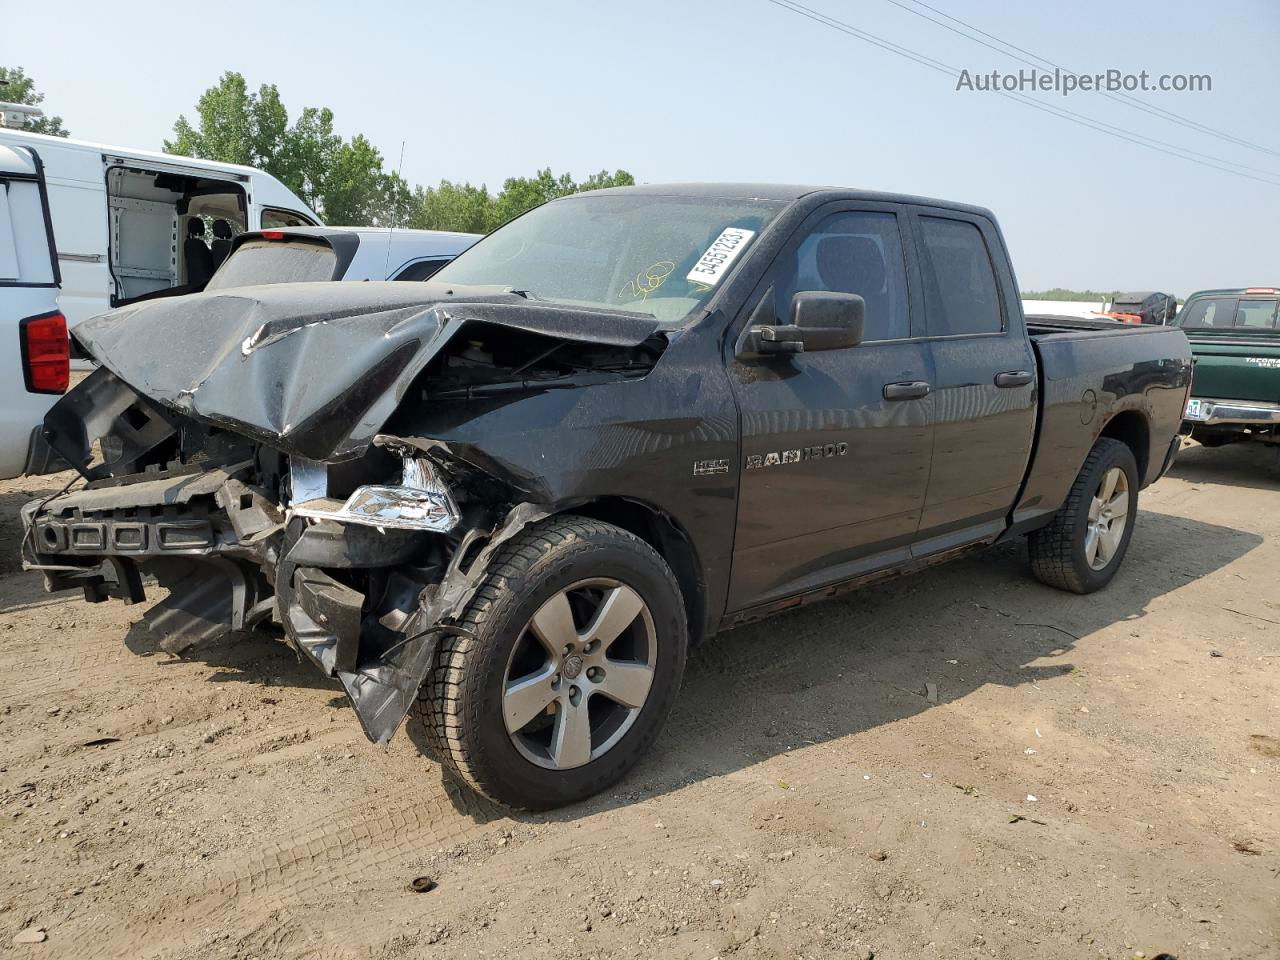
[917,216,1002,336]
[0,178,56,285]
[773,211,910,341]
[206,239,337,290]
[393,257,451,282]
[1234,299,1279,329]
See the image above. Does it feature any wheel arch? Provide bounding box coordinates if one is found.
[561,497,707,646]
[1098,410,1150,485]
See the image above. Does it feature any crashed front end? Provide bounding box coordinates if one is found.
[21,371,530,742]
[20,283,662,742]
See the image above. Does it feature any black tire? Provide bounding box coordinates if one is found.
[1028,438,1139,594]
[410,515,688,810]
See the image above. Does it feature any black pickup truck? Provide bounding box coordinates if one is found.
[21,184,1191,809]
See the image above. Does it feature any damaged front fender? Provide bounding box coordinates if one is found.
[279,502,549,744]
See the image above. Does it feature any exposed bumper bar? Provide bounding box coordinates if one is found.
[1184,397,1280,426]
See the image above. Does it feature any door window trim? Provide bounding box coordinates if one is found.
[730,200,923,346]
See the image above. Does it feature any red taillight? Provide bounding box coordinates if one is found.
[1244,287,1279,295]
[20,311,69,394]
[260,230,285,240]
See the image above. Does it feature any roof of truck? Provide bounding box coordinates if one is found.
[583,182,995,216]
[1184,287,1280,298]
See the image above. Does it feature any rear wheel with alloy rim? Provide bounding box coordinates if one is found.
[1084,466,1129,571]
[411,516,687,809]
[1029,437,1139,594]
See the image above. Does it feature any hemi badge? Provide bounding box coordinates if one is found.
[693,459,730,476]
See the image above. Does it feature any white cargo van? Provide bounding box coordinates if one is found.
[0,128,319,333]
[0,142,67,479]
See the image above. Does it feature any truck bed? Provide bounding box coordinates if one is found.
[1010,315,1192,532]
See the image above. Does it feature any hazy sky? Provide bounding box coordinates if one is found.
[10,0,1279,293]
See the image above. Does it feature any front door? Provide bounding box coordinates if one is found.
[726,204,934,611]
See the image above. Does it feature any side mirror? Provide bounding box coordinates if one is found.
[739,291,865,357]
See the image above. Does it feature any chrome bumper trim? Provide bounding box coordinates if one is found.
[1185,397,1280,426]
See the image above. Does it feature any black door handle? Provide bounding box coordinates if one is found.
[883,380,931,401]
[994,370,1033,388]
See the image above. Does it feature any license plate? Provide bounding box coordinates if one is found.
[1184,398,1204,420]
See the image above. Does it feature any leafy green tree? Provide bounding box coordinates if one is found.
[167,73,635,230]
[0,66,69,136]
[166,74,406,224]
[166,72,258,165]
[1020,288,1119,302]
[414,167,635,233]
[410,180,495,233]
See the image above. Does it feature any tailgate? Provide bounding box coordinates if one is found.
[1188,337,1280,404]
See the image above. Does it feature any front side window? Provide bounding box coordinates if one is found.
[769,211,910,340]
[917,216,1002,336]
[431,194,784,326]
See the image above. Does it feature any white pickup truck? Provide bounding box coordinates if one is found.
[0,142,67,479]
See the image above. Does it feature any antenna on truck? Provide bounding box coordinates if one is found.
[384,139,407,281]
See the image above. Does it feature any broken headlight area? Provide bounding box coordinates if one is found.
[21,371,528,743]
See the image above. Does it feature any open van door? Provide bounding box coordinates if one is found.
[0,144,67,479]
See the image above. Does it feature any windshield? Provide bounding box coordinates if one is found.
[430,193,784,325]
[1174,296,1280,332]
[206,239,337,290]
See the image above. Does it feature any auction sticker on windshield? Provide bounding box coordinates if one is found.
[687,228,755,286]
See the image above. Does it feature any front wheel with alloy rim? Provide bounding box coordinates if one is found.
[410,516,688,810]
[1028,437,1140,594]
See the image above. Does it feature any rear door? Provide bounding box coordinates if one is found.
[0,145,65,478]
[909,207,1036,550]
[726,202,935,610]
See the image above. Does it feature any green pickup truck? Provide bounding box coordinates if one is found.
[1176,287,1280,447]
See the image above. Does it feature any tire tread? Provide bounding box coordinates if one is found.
[1028,437,1134,594]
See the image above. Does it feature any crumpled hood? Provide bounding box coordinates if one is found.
[72,281,662,461]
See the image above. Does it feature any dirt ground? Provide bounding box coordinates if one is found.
[0,441,1276,960]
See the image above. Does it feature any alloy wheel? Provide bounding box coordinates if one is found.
[1085,466,1129,570]
[502,578,657,770]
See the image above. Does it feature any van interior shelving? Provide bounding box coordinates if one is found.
[106,165,246,304]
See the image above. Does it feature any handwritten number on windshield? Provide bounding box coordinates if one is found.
[619,260,677,303]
